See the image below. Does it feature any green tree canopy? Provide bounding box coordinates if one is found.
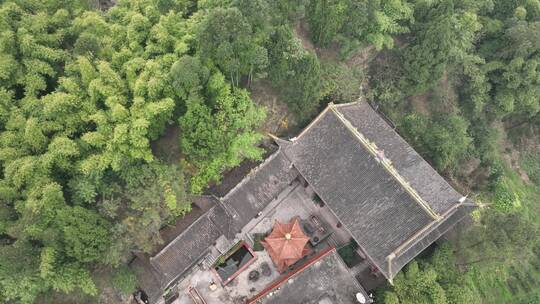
[197,7,268,86]
[400,114,472,171]
[180,72,266,193]
[0,1,194,301]
[400,0,481,95]
[308,0,413,51]
[383,261,448,304]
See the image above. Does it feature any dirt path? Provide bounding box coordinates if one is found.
[499,125,534,184]
[293,21,345,61]
[249,80,298,136]
[345,45,377,69]
[293,22,316,53]
[408,93,431,116]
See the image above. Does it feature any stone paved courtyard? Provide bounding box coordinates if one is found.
[173,184,336,303]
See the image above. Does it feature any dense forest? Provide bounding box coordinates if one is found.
[0,0,538,303]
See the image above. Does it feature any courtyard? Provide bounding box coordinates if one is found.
[171,182,371,304]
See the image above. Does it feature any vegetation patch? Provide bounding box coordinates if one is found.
[0,0,539,303]
[337,241,361,268]
[520,152,540,185]
[252,233,267,252]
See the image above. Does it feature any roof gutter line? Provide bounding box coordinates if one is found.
[390,199,472,257]
[385,199,478,279]
[151,206,217,260]
[387,253,395,285]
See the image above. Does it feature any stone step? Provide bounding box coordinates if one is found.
[201,251,220,269]
[327,235,339,247]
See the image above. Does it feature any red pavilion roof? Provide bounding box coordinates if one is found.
[261,217,310,273]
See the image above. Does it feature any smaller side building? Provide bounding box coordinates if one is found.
[248,247,365,304]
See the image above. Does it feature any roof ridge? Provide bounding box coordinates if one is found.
[221,148,283,201]
[389,198,477,258]
[291,104,333,141]
[329,106,441,221]
[329,101,360,108]
[214,198,236,239]
[267,133,292,148]
[150,206,216,261]
[360,101,466,214]
[386,200,477,281]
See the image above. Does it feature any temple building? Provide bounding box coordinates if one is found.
[261,218,311,273]
[131,101,476,304]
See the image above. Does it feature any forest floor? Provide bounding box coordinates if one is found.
[248,80,298,137]
[151,124,182,164]
[408,92,431,116]
[503,126,540,185]
[293,22,317,54]
[345,45,377,73]
[38,268,130,304]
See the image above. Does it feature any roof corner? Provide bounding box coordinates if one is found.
[267,133,292,148]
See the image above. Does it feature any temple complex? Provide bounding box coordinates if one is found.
[131,101,476,304]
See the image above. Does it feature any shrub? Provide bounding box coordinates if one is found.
[521,153,540,185]
[112,266,137,295]
[493,179,520,212]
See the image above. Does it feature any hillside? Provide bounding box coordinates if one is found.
[0,1,538,303]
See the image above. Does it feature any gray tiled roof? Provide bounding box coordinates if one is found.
[284,108,433,278]
[149,203,229,288]
[131,196,223,303]
[130,254,163,304]
[221,149,298,234]
[131,149,298,302]
[261,249,367,304]
[390,203,475,277]
[132,101,473,301]
[282,102,473,279]
[335,102,463,214]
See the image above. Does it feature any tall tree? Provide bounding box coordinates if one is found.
[179,72,266,193]
[342,0,413,50]
[0,1,81,97]
[382,261,448,304]
[400,114,472,171]
[197,7,268,86]
[308,0,413,51]
[487,20,540,118]
[0,1,193,301]
[400,0,481,95]
[266,25,322,120]
[308,0,347,47]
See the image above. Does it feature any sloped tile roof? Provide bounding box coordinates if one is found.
[130,254,163,304]
[132,101,474,301]
[262,218,310,272]
[221,149,298,234]
[131,149,298,302]
[335,102,463,214]
[149,203,228,288]
[282,101,473,279]
[389,203,475,278]
[284,108,433,278]
[253,248,368,304]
